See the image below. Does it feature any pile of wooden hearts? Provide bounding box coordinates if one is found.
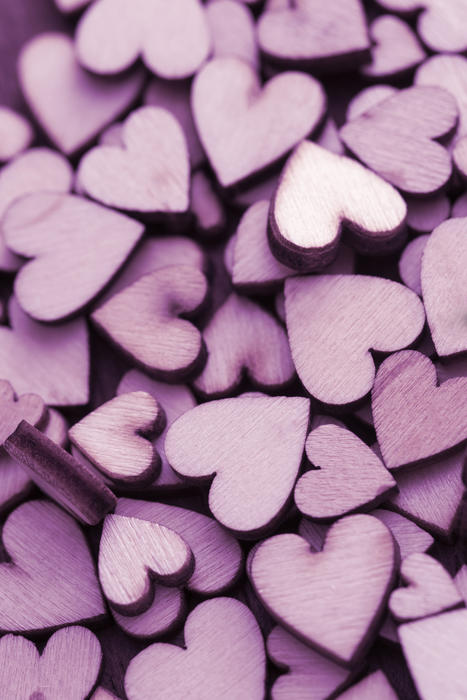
[0,0,466,698]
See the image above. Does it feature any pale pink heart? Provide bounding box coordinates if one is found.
[361,15,425,79]
[0,107,33,162]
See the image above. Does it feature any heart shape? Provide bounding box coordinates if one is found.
[69,391,165,484]
[192,57,326,188]
[0,499,105,633]
[361,15,425,79]
[0,626,102,699]
[92,265,208,380]
[18,33,144,155]
[249,514,396,665]
[0,380,47,444]
[4,192,143,322]
[0,106,33,162]
[421,217,467,357]
[340,86,457,195]
[372,351,467,470]
[124,598,266,700]
[295,424,396,520]
[165,395,310,536]
[284,275,425,406]
[269,141,407,271]
[76,0,210,78]
[77,106,190,214]
[98,513,194,614]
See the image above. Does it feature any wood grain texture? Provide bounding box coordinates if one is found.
[192,57,326,188]
[249,515,397,666]
[269,142,407,271]
[19,33,144,156]
[372,350,467,470]
[205,0,258,69]
[371,509,433,559]
[92,266,208,381]
[285,275,425,406]
[124,598,266,700]
[0,499,105,633]
[165,395,310,537]
[4,421,116,525]
[111,584,185,640]
[398,234,429,295]
[0,626,102,699]
[361,15,425,79]
[98,513,193,615]
[335,670,398,699]
[415,54,467,139]
[0,106,33,161]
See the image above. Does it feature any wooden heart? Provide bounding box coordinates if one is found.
[124,598,266,700]
[371,509,433,560]
[0,499,105,633]
[0,106,33,162]
[194,293,295,398]
[361,15,425,80]
[98,513,194,614]
[257,0,370,71]
[77,107,190,215]
[336,671,398,699]
[76,0,210,79]
[249,514,397,665]
[372,351,467,470]
[111,584,185,640]
[269,142,407,271]
[284,275,425,406]
[421,218,467,357]
[92,265,208,380]
[0,626,102,699]
[165,395,310,536]
[346,85,397,122]
[340,86,457,195]
[415,54,467,139]
[389,553,463,622]
[69,392,165,485]
[398,234,429,296]
[206,0,258,69]
[295,424,396,520]
[192,57,326,188]
[0,380,47,443]
[19,33,144,155]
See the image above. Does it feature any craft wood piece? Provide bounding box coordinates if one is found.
[421,217,467,357]
[192,57,326,188]
[372,351,467,470]
[361,15,425,79]
[112,584,185,640]
[194,293,295,398]
[270,142,407,271]
[389,553,463,622]
[18,33,145,156]
[335,670,398,699]
[205,0,258,69]
[0,380,47,444]
[191,171,226,236]
[346,85,398,122]
[399,609,467,700]
[415,54,467,139]
[69,392,165,484]
[371,509,433,559]
[284,275,425,406]
[166,396,309,537]
[124,598,266,700]
[398,235,429,295]
[78,107,189,215]
[0,626,102,699]
[295,424,396,520]
[98,513,193,615]
[249,514,397,666]
[92,266,208,380]
[4,192,143,322]
[4,421,116,525]
[406,194,450,233]
[267,626,351,700]
[0,106,33,161]
[257,0,370,71]
[0,500,105,633]
[340,86,457,195]
[76,0,210,79]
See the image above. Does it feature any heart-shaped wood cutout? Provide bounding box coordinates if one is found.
[165,395,310,537]
[111,584,184,641]
[269,141,407,271]
[192,57,326,188]
[371,509,433,560]
[257,0,370,71]
[0,499,105,633]
[346,85,398,122]
[0,626,102,699]
[69,392,165,485]
[92,265,208,380]
[249,514,396,666]
[398,234,429,296]
[76,0,210,79]
[98,513,194,614]
[361,15,425,80]
[0,106,33,162]
[295,424,396,520]
[336,670,398,699]
[421,217,467,357]
[78,107,190,215]
[372,351,467,470]
[124,598,266,700]
[19,33,144,155]
[206,0,258,69]
[415,54,467,140]
[0,380,47,443]
[340,86,457,195]
[4,192,143,322]
[389,553,463,622]
[285,275,425,406]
